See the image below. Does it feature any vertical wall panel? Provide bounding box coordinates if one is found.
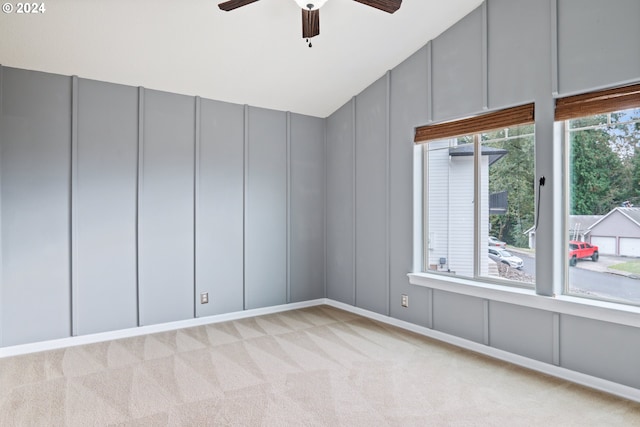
[290,113,325,302]
[196,99,245,316]
[0,68,71,346]
[325,102,355,305]
[560,314,640,389]
[389,46,430,325]
[433,290,484,344]
[326,100,356,305]
[355,76,388,315]
[487,0,550,108]
[139,90,195,326]
[75,79,138,335]
[557,0,640,95]
[245,107,287,309]
[0,65,3,346]
[432,6,484,121]
[489,301,554,364]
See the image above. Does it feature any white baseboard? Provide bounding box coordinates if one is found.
[324,299,640,403]
[0,299,325,358]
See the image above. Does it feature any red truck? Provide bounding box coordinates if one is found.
[569,241,599,266]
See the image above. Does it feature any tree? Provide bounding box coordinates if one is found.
[570,126,627,215]
[485,125,535,247]
[611,114,640,206]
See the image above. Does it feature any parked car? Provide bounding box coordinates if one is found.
[568,241,599,266]
[488,248,523,269]
[488,236,506,248]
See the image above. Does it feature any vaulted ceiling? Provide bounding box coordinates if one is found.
[0,0,482,117]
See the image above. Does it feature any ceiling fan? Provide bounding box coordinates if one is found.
[218,0,403,47]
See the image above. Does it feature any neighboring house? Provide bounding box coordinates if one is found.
[569,215,603,242]
[588,207,640,257]
[525,215,602,249]
[426,140,507,276]
[524,226,535,249]
[525,208,640,257]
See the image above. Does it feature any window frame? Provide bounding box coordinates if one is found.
[416,104,536,288]
[560,98,640,306]
[409,85,640,332]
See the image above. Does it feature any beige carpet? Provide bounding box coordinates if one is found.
[1,305,640,426]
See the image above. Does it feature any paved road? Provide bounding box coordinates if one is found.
[510,249,640,303]
[569,267,640,304]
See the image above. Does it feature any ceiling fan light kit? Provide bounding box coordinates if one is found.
[294,0,328,10]
[218,0,402,47]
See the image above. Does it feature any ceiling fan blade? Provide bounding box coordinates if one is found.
[302,9,320,38]
[353,0,402,14]
[218,0,260,11]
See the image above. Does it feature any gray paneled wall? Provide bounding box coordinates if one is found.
[487,0,549,108]
[325,0,640,391]
[0,66,325,347]
[488,301,555,365]
[388,46,430,326]
[432,291,485,344]
[138,89,196,326]
[556,0,640,96]
[355,75,389,315]
[0,68,72,346]
[196,99,245,317]
[74,78,139,335]
[244,106,287,310]
[290,113,325,302]
[325,101,355,305]
[560,315,640,389]
[431,5,484,121]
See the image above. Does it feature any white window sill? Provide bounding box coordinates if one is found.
[408,272,640,328]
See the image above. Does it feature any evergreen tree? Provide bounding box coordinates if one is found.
[570,126,627,215]
[485,125,535,247]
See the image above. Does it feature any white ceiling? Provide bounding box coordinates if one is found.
[0,0,482,118]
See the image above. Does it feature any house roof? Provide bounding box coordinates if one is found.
[619,207,640,226]
[589,207,640,230]
[0,0,483,118]
[526,208,640,235]
[569,215,603,234]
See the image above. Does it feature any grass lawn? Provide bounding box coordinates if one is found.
[609,260,640,275]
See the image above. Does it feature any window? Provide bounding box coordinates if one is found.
[416,105,535,286]
[563,102,640,305]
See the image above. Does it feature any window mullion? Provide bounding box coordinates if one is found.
[474,133,481,278]
[422,144,429,272]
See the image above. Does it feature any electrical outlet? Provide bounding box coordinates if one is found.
[401,294,408,308]
[200,292,209,304]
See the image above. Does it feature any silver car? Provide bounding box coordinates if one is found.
[488,236,506,248]
[488,248,523,269]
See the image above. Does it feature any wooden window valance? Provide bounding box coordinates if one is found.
[555,83,640,121]
[414,103,535,144]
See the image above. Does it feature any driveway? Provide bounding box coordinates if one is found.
[506,248,639,280]
[573,254,639,278]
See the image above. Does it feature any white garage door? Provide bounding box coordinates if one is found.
[591,236,616,255]
[620,238,640,257]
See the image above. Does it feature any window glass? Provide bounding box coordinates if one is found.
[425,138,475,277]
[424,123,535,286]
[566,107,640,304]
[481,124,535,284]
